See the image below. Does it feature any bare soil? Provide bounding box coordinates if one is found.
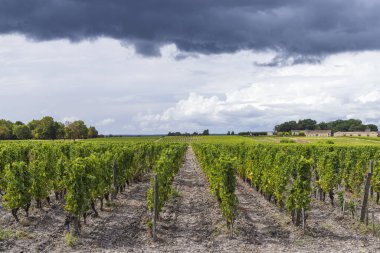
[235,177,380,252]
[0,177,153,253]
[1,146,380,252]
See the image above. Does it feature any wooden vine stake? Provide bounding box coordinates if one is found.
[366,208,369,226]
[342,199,345,216]
[372,211,375,236]
[360,160,373,223]
[153,173,158,241]
[302,208,306,231]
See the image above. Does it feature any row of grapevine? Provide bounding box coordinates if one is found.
[192,144,238,232]
[147,144,187,216]
[194,143,380,227]
[0,141,173,235]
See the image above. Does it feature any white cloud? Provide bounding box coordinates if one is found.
[135,86,338,133]
[97,118,115,126]
[356,91,380,103]
[136,77,380,133]
[1,35,380,134]
[62,116,79,123]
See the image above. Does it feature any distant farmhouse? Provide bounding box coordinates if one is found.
[334,129,379,137]
[291,128,379,137]
[305,130,332,137]
[291,130,303,136]
[291,130,332,137]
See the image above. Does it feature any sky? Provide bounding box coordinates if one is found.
[1,0,380,134]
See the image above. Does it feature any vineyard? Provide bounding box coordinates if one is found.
[194,142,380,226]
[1,136,380,252]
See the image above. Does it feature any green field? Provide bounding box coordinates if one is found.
[84,135,380,146]
[2,135,379,146]
[154,135,380,146]
[84,136,163,143]
[250,136,380,146]
[0,136,163,144]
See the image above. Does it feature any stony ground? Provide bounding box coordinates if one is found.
[1,146,380,252]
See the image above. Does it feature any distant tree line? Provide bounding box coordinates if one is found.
[168,129,209,136]
[275,119,378,133]
[0,116,98,140]
[238,131,268,136]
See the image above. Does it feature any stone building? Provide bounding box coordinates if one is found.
[334,131,379,137]
[304,130,332,137]
[291,130,303,136]
[291,130,332,137]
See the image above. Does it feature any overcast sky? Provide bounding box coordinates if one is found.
[1,0,380,134]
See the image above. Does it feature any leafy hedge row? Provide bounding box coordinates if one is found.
[194,143,380,226]
[192,144,238,231]
[0,142,168,234]
[147,144,187,214]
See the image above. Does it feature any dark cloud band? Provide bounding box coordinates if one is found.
[1,0,379,57]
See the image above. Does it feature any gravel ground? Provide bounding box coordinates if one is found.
[235,176,380,252]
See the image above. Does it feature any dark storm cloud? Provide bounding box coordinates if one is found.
[1,0,380,57]
[254,54,322,67]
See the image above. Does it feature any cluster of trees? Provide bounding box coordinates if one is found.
[0,116,98,140]
[275,119,378,133]
[226,131,235,135]
[238,131,269,136]
[167,129,209,136]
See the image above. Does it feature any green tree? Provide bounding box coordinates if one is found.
[326,119,363,132]
[88,126,99,138]
[298,119,317,130]
[29,116,58,139]
[55,122,66,139]
[0,119,13,139]
[366,124,378,131]
[13,125,32,140]
[14,121,24,126]
[65,121,89,140]
[275,120,298,132]
[27,119,39,138]
[39,116,58,139]
[317,122,328,130]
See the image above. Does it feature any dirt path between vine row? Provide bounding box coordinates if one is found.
[2,146,380,252]
[138,146,226,252]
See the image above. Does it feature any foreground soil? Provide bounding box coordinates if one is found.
[1,146,380,252]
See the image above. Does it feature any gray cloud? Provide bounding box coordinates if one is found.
[1,0,380,59]
[254,54,323,67]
